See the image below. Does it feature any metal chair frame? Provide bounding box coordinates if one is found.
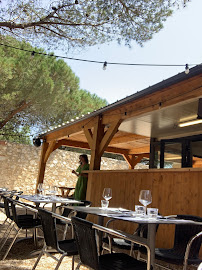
[32,208,77,270]
[0,198,41,260]
[59,200,92,240]
[72,216,151,270]
[183,231,202,270]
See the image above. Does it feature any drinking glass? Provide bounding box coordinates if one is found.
[147,208,158,219]
[102,188,112,201]
[139,190,152,209]
[50,186,58,198]
[135,205,146,216]
[101,200,109,209]
[44,184,50,196]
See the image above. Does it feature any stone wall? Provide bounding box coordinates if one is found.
[0,140,148,195]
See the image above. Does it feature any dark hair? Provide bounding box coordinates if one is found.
[80,154,89,164]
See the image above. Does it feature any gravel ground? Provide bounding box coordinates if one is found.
[0,211,90,270]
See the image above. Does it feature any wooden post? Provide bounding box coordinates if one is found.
[35,141,49,193]
[44,140,56,163]
[89,116,105,170]
[84,116,122,170]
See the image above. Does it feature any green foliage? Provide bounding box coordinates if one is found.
[0,122,31,144]
[0,35,107,143]
[0,0,189,49]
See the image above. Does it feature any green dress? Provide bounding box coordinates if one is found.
[74,163,89,201]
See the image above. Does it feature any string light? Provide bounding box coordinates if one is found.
[0,43,198,70]
[103,61,107,70]
[185,64,190,74]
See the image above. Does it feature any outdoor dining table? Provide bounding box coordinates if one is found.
[19,194,83,212]
[65,206,202,269]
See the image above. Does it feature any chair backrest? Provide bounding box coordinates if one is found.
[2,196,12,219]
[8,198,19,225]
[71,216,99,270]
[76,200,92,219]
[62,200,92,219]
[38,208,59,251]
[174,215,202,259]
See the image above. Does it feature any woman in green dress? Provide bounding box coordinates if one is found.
[72,154,89,200]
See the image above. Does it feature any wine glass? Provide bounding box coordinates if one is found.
[139,190,152,212]
[103,188,112,201]
[44,184,50,196]
[37,183,43,196]
[50,186,58,198]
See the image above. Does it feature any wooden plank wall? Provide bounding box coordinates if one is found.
[86,168,202,250]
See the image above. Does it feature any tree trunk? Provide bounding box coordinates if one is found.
[0,100,31,129]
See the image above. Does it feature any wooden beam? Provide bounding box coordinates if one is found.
[45,116,97,143]
[133,154,145,167]
[36,142,49,193]
[99,119,122,156]
[101,76,202,124]
[44,140,56,163]
[83,127,93,149]
[52,138,129,155]
[110,133,148,145]
[123,153,149,169]
[128,146,150,155]
[123,154,136,169]
[43,75,202,146]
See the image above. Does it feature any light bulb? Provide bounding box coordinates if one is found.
[185,64,189,74]
[103,61,107,70]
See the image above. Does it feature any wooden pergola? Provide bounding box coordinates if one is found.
[36,65,202,251]
[37,64,202,186]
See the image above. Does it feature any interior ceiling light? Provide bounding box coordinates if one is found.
[179,98,202,127]
[179,119,202,127]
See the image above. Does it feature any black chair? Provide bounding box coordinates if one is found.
[1,197,41,260]
[155,215,202,266]
[72,216,149,270]
[32,208,78,270]
[102,218,160,258]
[102,220,149,254]
[57,200,92,239]
[0,191,23,226]
[0,194,23,246]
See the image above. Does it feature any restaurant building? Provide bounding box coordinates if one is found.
[36,64,202,249]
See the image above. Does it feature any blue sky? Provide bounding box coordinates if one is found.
[57,0,202,104]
